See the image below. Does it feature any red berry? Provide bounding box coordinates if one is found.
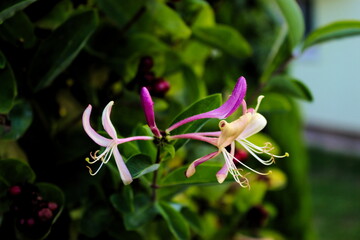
[9,185,22,196]
[48,202,58,211]
[234,149,248,162]
[152,78,170,97]
[27,218,35,226]
[38,208,53,221]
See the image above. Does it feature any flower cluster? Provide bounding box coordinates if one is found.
[82,77,288,187]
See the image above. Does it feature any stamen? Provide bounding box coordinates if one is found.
[86,161,104,176]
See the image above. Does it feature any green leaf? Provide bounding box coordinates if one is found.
[0,100,33,140]
[0,0,37,22]
[160,163,227,187]
[0,11,36,48]
[29,10,98,91]
[96,0,144,29]
[156,201,190,240]
[160,143,175,162]
[169,94,221,149]
[192,24,252,58]
[35,0,74,30]
[265,75,313,101]
[260,24,289,83]
[123,194,157,230]
[181,207,203,234]
[126,154,160,179]
[0,159,35,186]
[303,20,360,51]
[110,186,134,214]
[145,0,191,40]
[81,204,113,238]
[234,181,268,213]
[257,93,291,113]
[134,125,157,161]
[0,54,17,114]
[181,65,206,104]
[274,0,304,49]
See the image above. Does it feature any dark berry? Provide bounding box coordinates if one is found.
[9,185,22,196]
[139,56,154,72]
[246,205,269,228]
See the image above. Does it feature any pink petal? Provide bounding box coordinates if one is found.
[216,164,229,183]
[185,151,219,177]
[113,147,133,185]
[102,101,118,140]
[140,87,161,137]
[82,104,111,147]
[167,77,247,132]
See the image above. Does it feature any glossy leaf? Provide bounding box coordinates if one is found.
[274,0,304,49]
[35,0,74,30]
[0,0,37,22]
[145,0,191,40]
[265,75,313,101]
[192,24,252,58]
[181,207,203,234]
[0,100,32,140]
[156,201,190,240]
[169,94,221,149]
[134,125,157,161]
[126,154,160,179]
[0,11,36,48]
[0,159,35,186]
[81,204,113,238]
[29,10,98,91]
[110,186,134,214]
[160,163,227,187]
[303,20,360,51]
[0,55,17,114]
[96,0,144,29]
[123,194,157,230]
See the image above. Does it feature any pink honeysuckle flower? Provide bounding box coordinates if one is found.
[140,87,161,138]
[166,76,247,132]
[82,101,153,185]
[170,95,289,188]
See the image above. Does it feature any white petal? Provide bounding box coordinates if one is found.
[82,104,111,147]
[113,147,133,185]
[102,101,118,140]
[238,113,267,139]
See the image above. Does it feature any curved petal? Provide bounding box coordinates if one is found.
[140,87,161,137]
[102,101,118,140]
[216,164,229,183]
[113,147,133,185]
[238,113,267,139]
[167,77,247,132]
[82,104,111,147]
[185,151,219,177]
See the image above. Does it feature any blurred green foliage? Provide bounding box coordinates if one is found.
[1,0,359,239]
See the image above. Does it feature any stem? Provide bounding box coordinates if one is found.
[121,6,146,33]
[151,145,162,201]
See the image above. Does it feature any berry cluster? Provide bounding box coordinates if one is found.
[8,184,58,235]
[137,56,170,97]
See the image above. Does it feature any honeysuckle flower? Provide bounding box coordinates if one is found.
[140,87,161,137]
[82,101,153,185]
[167,76,247,132]
[171,95,289,188]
